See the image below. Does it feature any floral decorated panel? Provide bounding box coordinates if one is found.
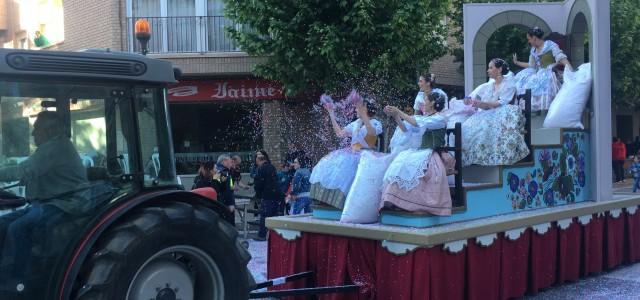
[505,132,590,211]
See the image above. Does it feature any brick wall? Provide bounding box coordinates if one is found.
[262,100,323,166]
[262,101,286,164]
[156,54,266,76]
[59,0,124,51]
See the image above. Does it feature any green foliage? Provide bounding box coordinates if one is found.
[485,26,530,72]
[610,0,640,108]
[224,0,450,101]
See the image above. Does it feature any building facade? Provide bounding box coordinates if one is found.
[58,0,328,173]
[0,0,64,49]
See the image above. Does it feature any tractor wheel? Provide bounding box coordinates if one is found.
[73,202,252,300]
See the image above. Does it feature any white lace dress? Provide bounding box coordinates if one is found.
[309,119,383,209]
[461,74,530,166]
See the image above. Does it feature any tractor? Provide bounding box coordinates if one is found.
[0,48,253,300]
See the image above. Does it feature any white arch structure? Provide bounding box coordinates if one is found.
[463,0,612,201]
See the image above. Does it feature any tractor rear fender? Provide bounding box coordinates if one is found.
[53,189,233,300]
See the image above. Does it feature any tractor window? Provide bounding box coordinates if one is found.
[135,87,177,187]
[0,80,137,198]
[0,80,141,297]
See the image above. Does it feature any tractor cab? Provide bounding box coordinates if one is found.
[0,49,252,300]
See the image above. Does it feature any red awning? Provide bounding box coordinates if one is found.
[168,79,285,103]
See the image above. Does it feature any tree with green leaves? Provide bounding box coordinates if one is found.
[610,0,640,108]
[224,0,450,101]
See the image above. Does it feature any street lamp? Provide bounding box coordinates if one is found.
[134,19,151,55]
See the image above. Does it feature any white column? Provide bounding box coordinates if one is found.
[588,0,612,201]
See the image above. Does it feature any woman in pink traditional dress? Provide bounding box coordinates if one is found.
[379,91,452,215]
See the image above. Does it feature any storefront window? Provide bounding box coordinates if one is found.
[170,102,262,174]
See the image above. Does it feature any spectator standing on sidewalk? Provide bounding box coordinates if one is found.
[630,156,640,193]
[215,154,236,224]
[613,137,627,183]
[192,161,221,198]
[253,153,279,241]
[231,154,249,190]
[285,142,306,175]
[289,157,312,214]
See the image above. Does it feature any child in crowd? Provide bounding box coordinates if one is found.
[629,156,640,193]
[289,157,312,214]
[276,162,293,214]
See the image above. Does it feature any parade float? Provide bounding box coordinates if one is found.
[265,1,631,299]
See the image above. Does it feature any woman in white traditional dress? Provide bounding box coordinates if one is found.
[389,73,448,153]
[379,91,452,215]
[413,73,448,115]
[462,58,530,166]
[513,27,572,111]
[309,97,383,209]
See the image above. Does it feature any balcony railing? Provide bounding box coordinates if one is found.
[127,16,245,54]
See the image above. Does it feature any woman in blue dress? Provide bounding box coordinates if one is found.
[309,97,382,209]
[513,27,572,111]
[462,58,530,166]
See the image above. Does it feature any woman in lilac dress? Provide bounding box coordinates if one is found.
[309,98,382,209]
[513,27,572,111]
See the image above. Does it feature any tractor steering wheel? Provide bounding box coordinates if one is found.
[0,183,26,209]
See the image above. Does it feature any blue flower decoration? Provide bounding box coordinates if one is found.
[564,134,574,150]
[544,189,555,206]
[577,153,586,172]
[578,171,586,187]
[538,150,551,162]
[566,155,576,172]
[552,151,558,161]
[508,173,519,193]
[528,181,538,199]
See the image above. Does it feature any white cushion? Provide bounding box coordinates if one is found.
[340,151,396,223]
[543,63,592,129]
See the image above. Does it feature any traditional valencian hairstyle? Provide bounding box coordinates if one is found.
[427,91,447,112]
[490,58,511,76]
[528,26,545,39]
[362,95,378,117]
[420,72,436,88]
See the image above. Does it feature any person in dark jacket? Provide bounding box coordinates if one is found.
[253,154,279,241]
[192,161,222,196]
[285,142,306,175]
[250,150,271,179]
[231,154,249,190]
[289,156,312,214]
[215,154,236,225]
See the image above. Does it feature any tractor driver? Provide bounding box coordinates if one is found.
[0,111,88,291]
[0,111,88,202]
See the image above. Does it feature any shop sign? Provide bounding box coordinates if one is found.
[168,79,285,102]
